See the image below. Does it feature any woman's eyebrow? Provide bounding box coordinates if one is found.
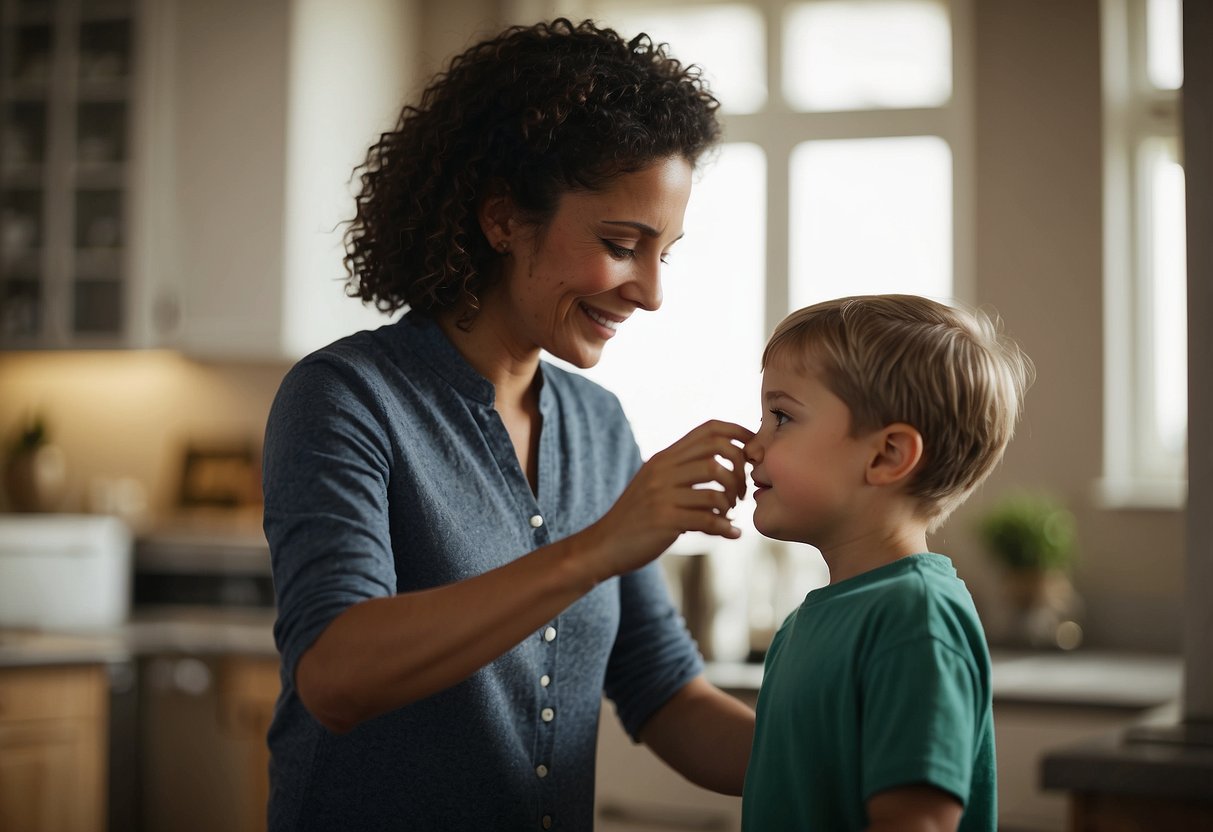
[602,220,685,243]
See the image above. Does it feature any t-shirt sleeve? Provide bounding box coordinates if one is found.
[859,636,984,806]
[263,357,397,685]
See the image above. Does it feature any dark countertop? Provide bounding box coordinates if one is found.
[1041,706,1213,801]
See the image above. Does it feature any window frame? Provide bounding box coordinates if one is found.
[516,0,976,338]
[1097,0,1187,509]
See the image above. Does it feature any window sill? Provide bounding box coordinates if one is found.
[1092,477,1187,511]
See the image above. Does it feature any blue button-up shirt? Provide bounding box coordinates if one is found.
[263,311,702,831]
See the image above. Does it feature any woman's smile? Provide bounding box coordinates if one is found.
[580,302,626,338]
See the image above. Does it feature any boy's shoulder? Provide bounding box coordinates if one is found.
[800,554,987,663]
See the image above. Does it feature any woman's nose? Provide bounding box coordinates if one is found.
[620,260,663,311]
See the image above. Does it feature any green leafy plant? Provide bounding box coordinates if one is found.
[8,413,48,457]
[977,492,1077,573]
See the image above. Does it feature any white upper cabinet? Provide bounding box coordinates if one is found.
[151,0,415,361]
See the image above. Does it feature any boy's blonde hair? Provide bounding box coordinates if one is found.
[763,294,1034,529]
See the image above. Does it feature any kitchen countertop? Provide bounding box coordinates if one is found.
[707,649,1182,710]
[0,606,277,668]
[0,607,1184,714]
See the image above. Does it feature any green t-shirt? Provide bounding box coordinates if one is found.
[741,553,996,832]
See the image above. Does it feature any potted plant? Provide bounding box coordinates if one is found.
[977,491,1081,648]
[3,413,67,512]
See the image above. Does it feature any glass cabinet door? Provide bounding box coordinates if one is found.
[0,0,134,348]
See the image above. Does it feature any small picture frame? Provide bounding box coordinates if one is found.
[178,443,261,508]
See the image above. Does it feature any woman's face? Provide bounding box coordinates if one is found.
[493,156,694,369]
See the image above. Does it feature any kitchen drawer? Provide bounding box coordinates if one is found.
[0,666,107,721]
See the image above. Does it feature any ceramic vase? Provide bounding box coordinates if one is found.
[3,444,67,512]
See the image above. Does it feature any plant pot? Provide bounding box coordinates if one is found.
[1000,568,1084,650]
[3,444,67,512]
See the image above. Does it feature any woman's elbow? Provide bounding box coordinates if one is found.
[295,648,363,734]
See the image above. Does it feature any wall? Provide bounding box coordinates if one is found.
[944,0,1186,650]
[0,0,1189,650]
[0,351,289,517]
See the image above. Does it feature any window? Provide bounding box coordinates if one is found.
[1099,0,1186,508]
[561,0,971,443]
[532,0,972,653]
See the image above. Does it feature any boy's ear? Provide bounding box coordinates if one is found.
[477,183,517,249]
[865,423,924,487]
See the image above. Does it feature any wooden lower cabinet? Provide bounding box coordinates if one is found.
[1068,792,1213,831]
[217,656,281,832]
[0,665,108,832]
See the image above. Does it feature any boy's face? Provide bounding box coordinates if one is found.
[746,357,876,546]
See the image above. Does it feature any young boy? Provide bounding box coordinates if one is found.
[740,294,1033,832]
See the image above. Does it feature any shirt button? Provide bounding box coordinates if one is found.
[542,815,553,829]
[529,514,544,528]
[540,675,551,687]
[536,764,548,778]
[541,707,555,722]
[543,626,556,642]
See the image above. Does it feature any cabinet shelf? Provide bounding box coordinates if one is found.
[0,167,45,187]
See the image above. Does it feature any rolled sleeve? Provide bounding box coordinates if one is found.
[264,359,397,682]
[604,561,705,740]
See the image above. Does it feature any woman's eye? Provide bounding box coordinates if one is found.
[603,239,636,259]
[769,409,789,427]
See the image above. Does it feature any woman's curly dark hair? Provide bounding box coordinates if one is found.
[343,18,721,323]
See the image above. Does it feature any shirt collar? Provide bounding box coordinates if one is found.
[398,310,497,405]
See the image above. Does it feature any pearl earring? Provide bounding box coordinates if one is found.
[496,241,510,254]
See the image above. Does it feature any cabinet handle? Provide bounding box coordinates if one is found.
[598,802,733,830]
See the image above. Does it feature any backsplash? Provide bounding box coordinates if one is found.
[0,350,290,516]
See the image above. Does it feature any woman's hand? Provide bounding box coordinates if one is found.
[580,419,754,580]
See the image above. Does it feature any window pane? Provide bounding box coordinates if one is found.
[789,136,951,309]
[1147,147,1186,455]
[594,3,766,114]
[783,0,951,111]
[573,143,767,457]
[1147,0,1183,90]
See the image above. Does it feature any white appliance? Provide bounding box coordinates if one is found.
[0,514,132,631]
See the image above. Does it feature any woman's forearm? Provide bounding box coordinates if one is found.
[295,534,596,733]
[637,675,756,795]
[294,419,753,733]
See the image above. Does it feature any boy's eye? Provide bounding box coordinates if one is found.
[602,239,636,259]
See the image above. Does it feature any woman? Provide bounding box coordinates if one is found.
[263,19,755,830]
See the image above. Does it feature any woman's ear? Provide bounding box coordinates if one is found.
[477,184,516,250]
[865,423,924,487]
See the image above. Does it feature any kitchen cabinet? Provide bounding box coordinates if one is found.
[0,664,108,832]
[0,0,148,348]
[1,0,417,359]
[595,693,754,832]
[994,701,1160,832]
[217,655,280,832]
